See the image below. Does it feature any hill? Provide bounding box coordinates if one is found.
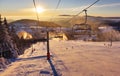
[9,19,61,27]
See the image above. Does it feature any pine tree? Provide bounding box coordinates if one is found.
[0,15,18,59]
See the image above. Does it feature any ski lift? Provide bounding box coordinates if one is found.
[72,10,92,40]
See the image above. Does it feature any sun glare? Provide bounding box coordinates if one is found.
[33,6,45,13]
[36,7,45,13]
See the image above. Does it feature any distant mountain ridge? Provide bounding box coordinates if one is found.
[9,19,61,27]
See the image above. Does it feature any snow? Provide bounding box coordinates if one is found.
[103,19,120,22]
[0,40,120,76]
[98,26,113,32]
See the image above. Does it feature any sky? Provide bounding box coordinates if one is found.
[0,0,120,20]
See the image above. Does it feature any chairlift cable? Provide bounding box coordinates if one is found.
[56,0,61,9]
[50,0,61,21]
[33,0,39,22]
[67,0,100,22]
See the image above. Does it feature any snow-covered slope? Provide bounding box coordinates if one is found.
[0,40,120,76]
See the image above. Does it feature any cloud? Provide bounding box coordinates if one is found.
[93,3,120,8]
[68,3,120,11]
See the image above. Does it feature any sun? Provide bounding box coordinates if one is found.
[33,6,45,13]
[34,6,45,13]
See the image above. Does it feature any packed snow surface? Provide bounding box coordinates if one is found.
[0,40,120,76]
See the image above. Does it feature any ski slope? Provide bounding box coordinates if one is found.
[0,40,120,76]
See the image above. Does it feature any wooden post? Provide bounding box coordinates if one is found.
[47,31,50,60]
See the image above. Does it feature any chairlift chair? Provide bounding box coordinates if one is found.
[72,10,92,40]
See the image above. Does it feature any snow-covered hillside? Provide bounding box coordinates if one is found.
[0,40,120,76]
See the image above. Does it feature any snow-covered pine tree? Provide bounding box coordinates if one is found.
[0,15,18,59]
